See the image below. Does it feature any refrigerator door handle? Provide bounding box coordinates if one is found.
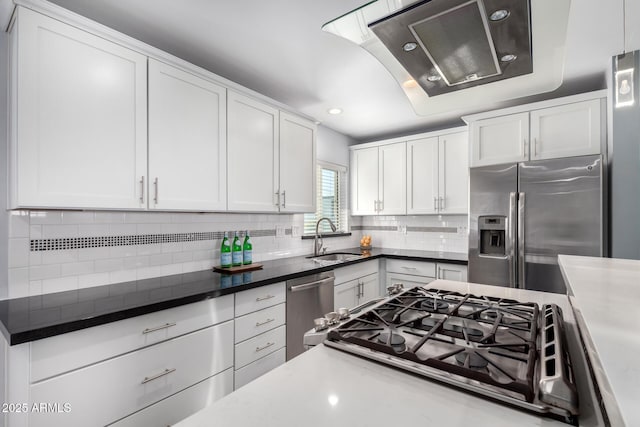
[507,192,517,287]
[517,192,526,289]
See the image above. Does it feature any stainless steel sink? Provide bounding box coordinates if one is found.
[306,252,363,264]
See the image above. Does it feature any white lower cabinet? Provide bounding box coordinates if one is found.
[110,369,233,427]
[437,263,468,282]
[386,272,435,289]
[29,321,233,427]
[234,347,286,389]
[233,286,286,390]
[333,260,381,310]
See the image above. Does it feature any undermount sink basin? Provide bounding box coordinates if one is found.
[307,252,363,263]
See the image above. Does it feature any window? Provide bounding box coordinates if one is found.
[304,162,348,235]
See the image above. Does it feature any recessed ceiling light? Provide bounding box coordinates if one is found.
[426,75,442,82]
[402,79,418,88]
[327,108,343,115]
[500,54,517,62]
[489,9,510,21]
[403,42,418,52]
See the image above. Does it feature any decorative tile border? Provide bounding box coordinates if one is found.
[30,228,289,252]
[352,225,457,233]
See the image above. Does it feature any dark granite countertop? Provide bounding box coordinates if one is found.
[0,248,466,345]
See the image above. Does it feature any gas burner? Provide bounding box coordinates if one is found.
[455,351,489,369]
[479,310,499,321]
[420,299,449,312]
[377,332,406,352]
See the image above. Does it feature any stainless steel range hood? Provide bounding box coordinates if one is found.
[368,0,532,96]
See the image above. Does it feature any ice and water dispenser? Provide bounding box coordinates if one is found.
[478,216,506,256]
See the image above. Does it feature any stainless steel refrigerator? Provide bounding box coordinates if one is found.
[468,155,603,293]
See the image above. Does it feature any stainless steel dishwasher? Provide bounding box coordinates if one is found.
[286,271,334,360]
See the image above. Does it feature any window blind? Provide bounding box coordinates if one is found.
[304,163,347,235]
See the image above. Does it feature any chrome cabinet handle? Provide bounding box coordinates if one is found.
[374,200,378,212]
[275,190,280,207]
[401,266,417,271]
[434,197,438,211]
[439,196,444,211]
[255,318,275,327]
[379,200,383,212]
[534,138,538,156]
[523,138,528,158]
[437,266,441,279]
[142,322,176,334]
[256,294,275,302]
[256,342,275,352]
[139,176,145,203]
[282,190,286,208]
[141,368,175,384]
[153,177,159,204]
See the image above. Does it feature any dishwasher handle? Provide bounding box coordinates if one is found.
[289,276,334,293]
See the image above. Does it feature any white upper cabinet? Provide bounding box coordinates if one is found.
[407,137,438,214]
[227,92,315,213]
[438,131,468,214]
[227,91,280,212]
[351,147,379,215]
[11,7,147,209]
[469,113,529,167]
[279,112,316,213]
[148,59,227,211]
[378,143,407,215]
[530,99,601,160]
[466,93,604,167]
[351,142,406,216]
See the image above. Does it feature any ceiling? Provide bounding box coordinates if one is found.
[34,0,630,141]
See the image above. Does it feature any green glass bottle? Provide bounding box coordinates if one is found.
[231,231,242,267]
[243,230,253,265]
[220,231,231,268]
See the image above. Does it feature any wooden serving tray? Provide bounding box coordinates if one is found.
[213,263,263,274]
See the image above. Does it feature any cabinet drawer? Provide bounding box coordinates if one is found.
[235,325,286,369]
[110,368,233,427]
[235,282,285,316]
[29,321,233,427]
[387,272,435,290]
[235,303,285,343]
[333,260,379,285]
[385,259,436,277]
[30,294,234,382]
[234,347,286,390]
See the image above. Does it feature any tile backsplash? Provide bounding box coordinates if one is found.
[7,210,359,299]
[6,211,468,298]
[353,215,468,253]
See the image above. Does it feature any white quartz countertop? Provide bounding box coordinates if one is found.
[559,255,640,427]
[177,280,599,427]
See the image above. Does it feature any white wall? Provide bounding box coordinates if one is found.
[0,31,9,300]
[316,124,356,167]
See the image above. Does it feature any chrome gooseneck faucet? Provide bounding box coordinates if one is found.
[314,217,337,256]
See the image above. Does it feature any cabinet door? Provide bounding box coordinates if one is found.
[530,99,601,160]
[148,59,227,211]
[407,137,439,214]
[379,143,406,215]
[227,91,279,212]
[279,112,316,212]
[334,279,358,310]
[359,273,380,303]
[437,263,468,282]
[469,113,529,167]
[351,147,379,215]
[13,8,147,209]
[439,132,469,214]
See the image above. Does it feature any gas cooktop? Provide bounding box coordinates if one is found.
[324,287,578,424]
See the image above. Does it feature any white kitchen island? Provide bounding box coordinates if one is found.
[559,255,640,427]
[176,280,604,427]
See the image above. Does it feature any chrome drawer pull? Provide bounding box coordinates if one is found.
[142,322,177,334]
[256,318,275,327]
[256,342,275,352]
[141,368,176,384]
[401,266,417,271]
[256,295,275,302]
